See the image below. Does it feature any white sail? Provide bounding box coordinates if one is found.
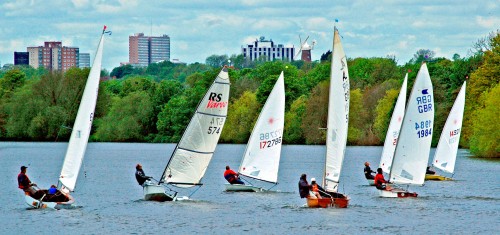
[432,82,466,174]
[389,63,434,185]
[161,68,230,188]
[324,28,350,192]
[59,30,106,191]
[239,72,285,183]
[379,74,408,174]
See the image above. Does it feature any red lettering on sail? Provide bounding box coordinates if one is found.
[206,100,228,109]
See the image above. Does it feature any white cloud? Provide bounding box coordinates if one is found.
[476,16,500,28]
[71,0,89,8]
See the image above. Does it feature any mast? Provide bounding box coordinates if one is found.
[59,26,108,191]
[238,72,285,184]
[323,26,349,192]
[159,67,230,188]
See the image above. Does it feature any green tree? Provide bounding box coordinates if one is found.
[284,95,307,144]
[373,89,399,141]
[348,88,364,144]
[469,83,500,157]
[94,91,153,142]
[220,91,261,143]
[301,81,328,144]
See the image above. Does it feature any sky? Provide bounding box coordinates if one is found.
[0,0,499,71]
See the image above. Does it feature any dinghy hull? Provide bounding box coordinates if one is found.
[224,184,263,192]
[425,174,453,181]
[367,179,375,186]
[378,188,418,198]
[143,183,176,202]
[24,191,75,209]
[307,192,349,208]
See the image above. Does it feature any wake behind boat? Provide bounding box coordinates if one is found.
[143,67,230,201]
[307,26,349,208]
[377,63,434,198]
[23,26,108,209]
[225,72,285,192]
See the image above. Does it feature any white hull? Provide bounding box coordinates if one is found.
[367,179,375,186]
[143,183,177,202]
[377,187,418,198]
[224,184,264,192]
[24,192,75,209]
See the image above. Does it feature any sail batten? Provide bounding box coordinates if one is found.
[59,31,106,191]
[161,68,230,188]
[389,63,434,186]
[379,75,408,174]
[238,72,285,184]
[432,82,466,174]
[323,28,349,192]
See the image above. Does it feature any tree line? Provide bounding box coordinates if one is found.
[0,31,498,158]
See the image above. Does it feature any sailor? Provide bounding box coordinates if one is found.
[17,166,37,196]
[135,164,152,186]
[310,178,323,199]
[364,162,375,179]
[224,166,244,184]
[298,174,310,198]
[374,168,392,191]
[426,166,436,175]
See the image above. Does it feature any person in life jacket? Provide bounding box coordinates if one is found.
[364,162,375,179]
[298,174,310,198]
[374,168,392,191]
[224,166,244,185]
[135,164,152,186]
[17,166,37,196]
[309,178,323,199]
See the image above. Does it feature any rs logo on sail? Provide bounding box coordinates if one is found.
[206,92,227,108]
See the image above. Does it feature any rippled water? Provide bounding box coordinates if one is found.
[1,142,499,234]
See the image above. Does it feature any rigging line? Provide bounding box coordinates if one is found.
[240,175,253,185]
[188,185,202,198]
[266,183,278,191]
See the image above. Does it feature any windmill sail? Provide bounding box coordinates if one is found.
[432,82,466,174]
[239,72,285,184]
[389,63,434,185]
[161,68,230,188]
[59,30,106,192]
[323,28,349,192]
[379,74,408,174]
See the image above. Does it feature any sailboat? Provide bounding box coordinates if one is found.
[426,81,466,181]
[225,72,285,192]
[24,26,109,209]
[143,67,230,201]
[307,27,349,208]
[368,74,408,186]
[378,63,434,198]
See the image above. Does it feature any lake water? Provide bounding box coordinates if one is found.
[1,142,499,234]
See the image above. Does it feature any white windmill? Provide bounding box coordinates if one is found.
[294,35,316,62]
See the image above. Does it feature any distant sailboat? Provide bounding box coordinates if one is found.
[143,67,230,201]
[378,63,434,198]
[24,26,109,209]
[307,27,349,208]
[426,81,466,181]
[368,74,408,186]
[225,72,285,192]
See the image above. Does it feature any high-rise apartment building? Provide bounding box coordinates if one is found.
[14,52,29,65]
[129,33,170,66]
[242,36,295,62]
[79,53,90,68]
[27,42,79,72]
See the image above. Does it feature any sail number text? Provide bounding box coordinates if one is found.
[207,117,225,134]
[415,120,432,138]
[416,95,433,113]
[259,129,282,149]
